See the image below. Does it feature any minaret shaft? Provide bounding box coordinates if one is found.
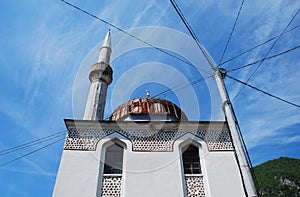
[98,46,111,64]
[83,30,112,120]
[83,80,108,120]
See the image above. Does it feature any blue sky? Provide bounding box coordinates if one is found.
[0,0,300,196]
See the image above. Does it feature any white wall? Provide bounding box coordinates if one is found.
[53,150,100,197]
[124,151,185,197]
[205,152,245,197]
[53,132,245,197]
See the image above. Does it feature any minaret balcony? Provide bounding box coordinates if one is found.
[89,63,113,84]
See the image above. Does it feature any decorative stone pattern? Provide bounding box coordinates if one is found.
[185,176,205,197]
[101,176,122,197]
[64,128,114,150]
[121,130,176,152]
[64,127,233,151]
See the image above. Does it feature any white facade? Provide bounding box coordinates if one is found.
[53,121,245,197]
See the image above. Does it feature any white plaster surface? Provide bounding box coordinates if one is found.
[54,133,245,197]
[124,151,185,197]
[53,150,100,197]
[205,152,246,197]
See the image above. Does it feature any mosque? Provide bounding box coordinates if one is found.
[53,30,257,196]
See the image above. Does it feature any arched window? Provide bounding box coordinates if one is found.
[103,142,124,174]
[99,139,126,197]
[182,144,201,174]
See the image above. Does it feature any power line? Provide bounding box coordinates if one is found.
[0,131,66,156]
[227,74,300,109]
[219,24,300,66]
[105,23,299,115]
[159,75,214,98]
[228,97,260,195]
[0,137,65,168]
[233,8,300,100]
[152,74,214,98]
[0,130,66,154]
[227,45,300,73]
[0,119,111,160]
[60,0,212,76]
[217,0,245,67]
[104,75,214,120]
[169,0,215,70]
[152,76,209,98]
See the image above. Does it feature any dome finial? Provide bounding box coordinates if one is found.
[146,89,150,98]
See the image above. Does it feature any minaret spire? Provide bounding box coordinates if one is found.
[83,30,113,120]
[97,29,111,64]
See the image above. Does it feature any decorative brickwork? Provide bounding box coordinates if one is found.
[64,127,233,151]
[64,128,114,150]
[120,129,175,151]
[101,175,122,197]
[185,176,205,197]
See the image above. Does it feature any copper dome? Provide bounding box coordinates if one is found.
[110,97,188,121]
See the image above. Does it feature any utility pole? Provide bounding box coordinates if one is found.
[214,67,258,197]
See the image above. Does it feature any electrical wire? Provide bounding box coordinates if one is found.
[217,0,245,67]
[60,0,212,76]
[0,118,116,164]
[103,19,299,117]
[152,74,214,98]
[233,8,300,100]
[103,74,214,120]
[61,0,300,105]
[227,74,300,109]
[227,72,300,195]
[227,45,300,73]
[0,137,65,168]
[227,98,260,195]
[0,131,66,156]
[219,24,300,67]
[169,0,215,70]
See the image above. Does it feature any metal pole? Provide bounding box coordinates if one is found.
[214,68,257,197]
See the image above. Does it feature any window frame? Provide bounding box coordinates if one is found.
[103,141,125,175]
[181,144,202,175]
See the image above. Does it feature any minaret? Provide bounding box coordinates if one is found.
[83,30,112,120]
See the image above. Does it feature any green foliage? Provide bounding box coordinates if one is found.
[253,157,300,197]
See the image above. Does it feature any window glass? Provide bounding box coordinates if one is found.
[104,143,124,174]
[182,144,201,174]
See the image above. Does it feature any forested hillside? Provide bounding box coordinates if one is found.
[253,157,300,196]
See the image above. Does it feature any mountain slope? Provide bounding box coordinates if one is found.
[253,157,300,196]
